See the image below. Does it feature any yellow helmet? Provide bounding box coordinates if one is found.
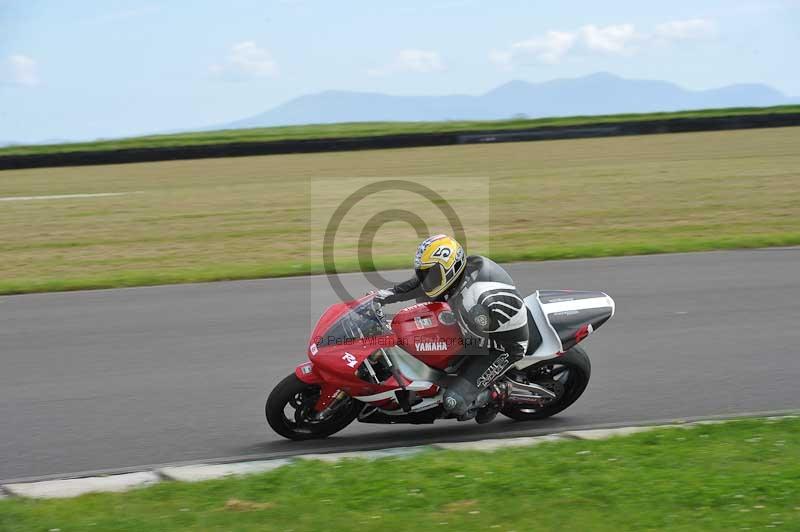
[414,234,466,298]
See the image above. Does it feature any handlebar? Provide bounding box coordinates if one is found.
[368,295,390,329]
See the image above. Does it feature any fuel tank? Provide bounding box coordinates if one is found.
[390,302,463,369]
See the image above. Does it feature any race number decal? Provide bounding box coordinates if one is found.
[431,246,451,260]
[342,352,358,368]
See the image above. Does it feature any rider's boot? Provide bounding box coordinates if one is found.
[474,404,499,424]
[442,350,519,418]
[474,382,509,424]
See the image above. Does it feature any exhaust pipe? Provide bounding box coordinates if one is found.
[504,378,557,405]
[506,378,557,398]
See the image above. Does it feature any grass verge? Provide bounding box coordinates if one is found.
[2,233,800,296]
[1,417,798,531]
[1,127,799,296]
[1,105,798,157]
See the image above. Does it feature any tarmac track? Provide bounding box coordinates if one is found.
[2,248,799,481]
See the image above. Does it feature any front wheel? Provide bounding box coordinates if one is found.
[266,374,359,440]
[501,346,591,421]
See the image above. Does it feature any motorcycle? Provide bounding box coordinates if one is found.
[266,289,615,440]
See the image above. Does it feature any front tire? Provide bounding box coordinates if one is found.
[501,346,591,421]
[266,374,359,440]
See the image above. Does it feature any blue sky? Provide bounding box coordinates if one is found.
[1,0,798,143]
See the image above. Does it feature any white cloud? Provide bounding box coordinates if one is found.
[488,49,514,69]
[369,49,444,76]
[492,19,716,69]
[655,19,717,40]
[490,24,635,68]
[509,31,577,64]
[396,49,444,72]
[580,24,638,53]
[210,41,278,80]
[3,54,39,87]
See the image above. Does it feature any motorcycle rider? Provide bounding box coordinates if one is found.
[374,234,530,423]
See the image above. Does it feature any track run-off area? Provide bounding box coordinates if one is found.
[1,247,799,481]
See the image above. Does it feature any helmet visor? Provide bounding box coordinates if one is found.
[417,265,444,295]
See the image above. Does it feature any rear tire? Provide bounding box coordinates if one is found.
[266,374,358,440]
[501,346,591,421]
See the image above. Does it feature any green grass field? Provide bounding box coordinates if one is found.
[1,417,798,531]
[1,126,799,295]
[0,105,798,156]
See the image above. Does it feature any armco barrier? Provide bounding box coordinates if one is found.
[1,112,799,170]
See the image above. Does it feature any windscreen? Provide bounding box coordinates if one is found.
[317,300,390,348]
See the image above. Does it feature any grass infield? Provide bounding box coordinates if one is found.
[1,417,798,531]
[1,126,799,295]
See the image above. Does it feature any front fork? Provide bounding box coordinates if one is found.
[295,362,347,413]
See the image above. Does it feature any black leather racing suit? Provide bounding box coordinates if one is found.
[380,255,530,417]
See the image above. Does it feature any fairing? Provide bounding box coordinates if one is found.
[525,290,615,356]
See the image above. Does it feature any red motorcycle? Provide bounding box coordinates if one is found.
[266,290,615,440]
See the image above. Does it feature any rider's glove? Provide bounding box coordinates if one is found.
[368,288,395,305]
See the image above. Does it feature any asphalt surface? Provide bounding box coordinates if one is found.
[2,248,799,481]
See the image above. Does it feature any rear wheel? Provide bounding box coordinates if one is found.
[266,374,359,440]
[501,346,591,421]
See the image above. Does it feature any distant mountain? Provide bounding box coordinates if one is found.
[0,138,72,147]
[221,72,795,129]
